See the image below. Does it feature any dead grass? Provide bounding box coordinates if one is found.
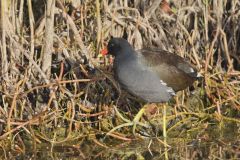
[0,0,239,156]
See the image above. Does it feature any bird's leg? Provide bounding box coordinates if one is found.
[132,104,148,135]
[106,105,148,136]
[163,104,167,138]
[162,104,169,159]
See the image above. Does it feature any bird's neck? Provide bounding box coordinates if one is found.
[115,48,135,60]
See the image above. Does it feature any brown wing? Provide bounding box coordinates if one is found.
[139,48,197,91]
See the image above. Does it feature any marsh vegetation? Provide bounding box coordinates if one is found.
[0,0,239,159]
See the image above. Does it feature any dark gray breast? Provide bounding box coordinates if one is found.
[113,51,176,103]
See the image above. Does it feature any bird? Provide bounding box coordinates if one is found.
[101,37,199,135]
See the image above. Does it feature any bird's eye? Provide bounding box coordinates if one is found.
[110,43,114,47]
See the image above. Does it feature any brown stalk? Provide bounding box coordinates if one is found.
[1,0,9,80]
[42,0,55,76]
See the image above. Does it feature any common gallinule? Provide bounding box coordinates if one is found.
[101,37,199,134]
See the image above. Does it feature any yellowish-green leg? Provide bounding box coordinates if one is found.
[106,105,148,136]
[132,105,147,135]
[163,104,169,160]
[163,104,167,138]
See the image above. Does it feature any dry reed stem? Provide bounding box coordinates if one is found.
[42,0,55,76]
[27,0,35,68]
[1,0,8,80]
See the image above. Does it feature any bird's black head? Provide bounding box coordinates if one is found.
[107,37,133,57]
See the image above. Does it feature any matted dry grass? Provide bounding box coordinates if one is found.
[0,0,239,157]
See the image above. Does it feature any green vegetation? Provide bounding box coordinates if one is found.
[0,0,239,159]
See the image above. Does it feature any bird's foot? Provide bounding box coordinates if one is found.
[106,105,148,136]
[132,107,147,135]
